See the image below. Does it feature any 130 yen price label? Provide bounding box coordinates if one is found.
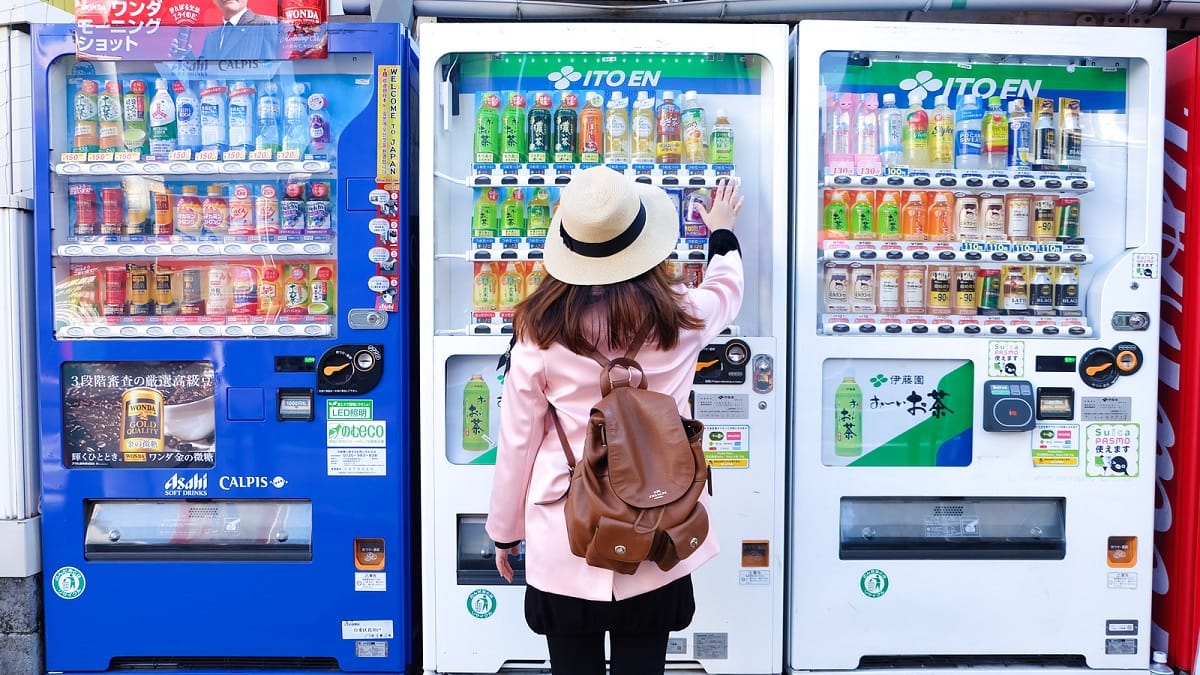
[1084,423,1140,478]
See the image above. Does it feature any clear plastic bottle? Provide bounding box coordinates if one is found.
[148,78,177,157]
[198,79,226,153]
[981,96,1009,170]
[902,91,928,169]
[708,109,734,165]
[282,83,309,154]
[680,90,706,164]
[175,81,201,153]
[829,93,854,156]
[927,96,954,170]
[1007,98,1032,170]
[227,80,255,153]
[604,92,629,164]
[655,90,682,164]
[630,91,656,164]
[854,93,879,157]
[954,94,982,170]
[878,93,903,169]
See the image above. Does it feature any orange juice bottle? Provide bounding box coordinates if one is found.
[927,191,954,241]
[901,192,927,241]
[579,92,605,164]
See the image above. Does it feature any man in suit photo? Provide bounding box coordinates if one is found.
[195,0,279,61]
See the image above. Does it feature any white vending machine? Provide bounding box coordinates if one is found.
[418,21,789,675]
[788,20,1164,674]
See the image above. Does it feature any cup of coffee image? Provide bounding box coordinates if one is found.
[163,396,216,442]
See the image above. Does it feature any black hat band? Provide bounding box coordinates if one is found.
[558,201,646,259]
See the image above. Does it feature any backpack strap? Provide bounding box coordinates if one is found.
[550,407,577,472]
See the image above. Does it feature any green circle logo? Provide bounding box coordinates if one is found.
[467,588,497,618]
[51,566,86,600]
[860,569,889,598]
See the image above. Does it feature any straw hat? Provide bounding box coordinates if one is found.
[543,166,680,285]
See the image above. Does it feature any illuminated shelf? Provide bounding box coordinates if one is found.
[58,238,333,258]
[439,244,710,262]
[466,163,737,188]
[438,320,743,338]
[818,240,1092,266]
[819,315,1090,338]
[54,158,332,177]
[56,320,334,340]
[822,170,1094,194]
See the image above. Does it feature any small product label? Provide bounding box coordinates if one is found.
[354,572,387,592]
[341,620,394,640]
[693,633,729,660]
[1132,253,1159,280]
[694,393,750,419]
[1081,397,1133,422]
[467,589,498,619]
[1105,638,1138,655]
[703,425,749,469]
[328,399,374,421]
[1108,571,1138,590]
[356,641,389,658]
[1032,424,1080,466]
[739,569,771,586]
[666,638,688,655]
[1106,619,1138,636]
[988,340,1025,378]
[328,447,387,476]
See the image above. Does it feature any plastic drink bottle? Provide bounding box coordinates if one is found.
[823,190,849,239]
[227,81,255,153]
[1007,98,1032,169]
[526,92,553,163]
[73,80,100,153]
[878,93,903,169]
[928,95,954,169]
[174,185,203,235]
[1150,652,1173,675]
[954,94,982,170]
[206,266,231,316]
[579,92,604,163]
[500,188,526,241]
[527,188,551,239]
[227,184,254,236]
[198,80,227,153]
[255,184,280,236]
[498,262,525,312]
[834,376,863,457]
[462,374,491,451]
[604,92,629,164]
[473,263,498,312]
[254,82,281,153]
[827,93,854,157]
[709,109,734,164]
[981,96,1009,170]
[305,181,331,234]
[849,191,875,239]
[680,90,706,164]
[902,192,926,241]
[655,90,682,164]
[279,181,306,235]
[901,91,928,168]
[201,185,229,235]
[282,83,309,154]
[524,260,547,296]
[307,92,331,155]
[631,91,656,163]
[97,80,125,151]
[553,92,579,163]
[927,191,953,241]
[501,92,528,163]
[175,81,201,153]
[472,189,499,241]
[474,92,501,163]
[121,80,148,154]
[876,191,901,240]
[148,78,177,157]
[854,93,879,156]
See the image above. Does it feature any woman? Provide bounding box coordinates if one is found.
[487,165,744,675]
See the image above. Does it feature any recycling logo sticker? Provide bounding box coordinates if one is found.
[467,588,497,619]
[860,569,889,598]
[51,566,86,600]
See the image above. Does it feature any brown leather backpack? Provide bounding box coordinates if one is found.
[550,325,712,575]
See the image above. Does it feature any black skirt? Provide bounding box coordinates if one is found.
[524,575,695,636]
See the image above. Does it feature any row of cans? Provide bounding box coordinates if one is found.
[65,260,336,320]
[823,262,1082,317]
[70,178,333,239]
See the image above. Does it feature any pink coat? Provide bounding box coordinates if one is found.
[486,252,744,601]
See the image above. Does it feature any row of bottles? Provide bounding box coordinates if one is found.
[71,76,332,161]
[825,91,1084,175]
[60,260,337,321]
[69,177,332,240]
[822,262,1081,317]
[474,89,734,167]
[822,189,1081,243]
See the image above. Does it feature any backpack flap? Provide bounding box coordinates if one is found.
[589,513,658,565]
[663,503,709,563]
[602,388,696,509]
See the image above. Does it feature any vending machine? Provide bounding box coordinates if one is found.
[789,20,1164,672]
[418,21,789,674]
[32,21,417,673]
[1154,36,1200,675]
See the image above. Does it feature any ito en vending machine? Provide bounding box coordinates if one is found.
[32,18,416,673]
[789,20,1164,673]
[418,22,789,675]
[1155,35,1200,675]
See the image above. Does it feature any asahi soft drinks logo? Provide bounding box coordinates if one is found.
[547,65,662,90]
[899,69,1043,103]
[164,472,208,496]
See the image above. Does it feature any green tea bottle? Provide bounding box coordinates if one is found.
[834,375,863,457]
[463,374,491,451]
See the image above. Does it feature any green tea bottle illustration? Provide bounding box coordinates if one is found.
[834,375,863,457]
[463,374,491,451]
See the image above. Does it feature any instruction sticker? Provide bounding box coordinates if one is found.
[1081,396,1133,422]
[328,447,387,476]
[328,400,374,421]
[1132,253,1159,280]
[1085,423,1140,478]
[1108,571,1138,590]
[341,620,394,640]
[988,340,1025,378]
[694,633,729,660]
[1032,424,1080,466]
[704,425,749,468]
[694,393,750,419]
[739,569,770,586]
[354,572,386,592]
[356,641,389,658]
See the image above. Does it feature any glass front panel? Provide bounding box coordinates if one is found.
[51,54,373,339]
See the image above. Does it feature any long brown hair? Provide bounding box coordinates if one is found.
[513,262,704,354]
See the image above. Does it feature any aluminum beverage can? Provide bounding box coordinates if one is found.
[120,387,163,455]
[1056,197,1081,240]
[953,194,980,240]
[876,264,902,314]
[73,184,98,236]
[103,266,128,315]
[953,266,977,315]
[927,264,953,315]
[901,266,926,314]
[100,186,124,236]
[981,195,1006,240]
[823,262,850,313]
[127,264,152,316]
[180,268,204,315]
[154,268,177,315]
[976,268,1002,315]
[1032,195,1056,241]
[152,191,173,236]
[1005,193,1032,240]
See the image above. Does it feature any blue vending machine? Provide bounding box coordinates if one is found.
[32,20,416,674]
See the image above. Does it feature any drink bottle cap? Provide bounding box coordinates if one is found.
[715,107,728,118]
[155,78,168,90]
[907,90,922,106]
[964,94,977,105]
[205,79,218,88]
[934,95,948,106]
[883,92,896,105]
[662,90,675,100]
[207,185,222,195]
[1153,652,1168,663]
[684,90,698,102]
[637,91,649,100]
[1009,98,1024,113]
[989,96,1002,106]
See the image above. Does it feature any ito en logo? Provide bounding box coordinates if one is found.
[899,70,944,104]
[548,65,583,90]
[870,374,888,388]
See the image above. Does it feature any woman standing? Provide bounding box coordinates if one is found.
[487,165,744,675]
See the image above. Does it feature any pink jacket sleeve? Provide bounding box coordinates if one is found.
[687,251,744,341]
[485,339,548,545]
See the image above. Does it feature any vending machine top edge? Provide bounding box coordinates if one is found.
[33,20,417,674]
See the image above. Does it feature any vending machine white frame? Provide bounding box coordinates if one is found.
[418,21,791,675]
[788,20,1165,675]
